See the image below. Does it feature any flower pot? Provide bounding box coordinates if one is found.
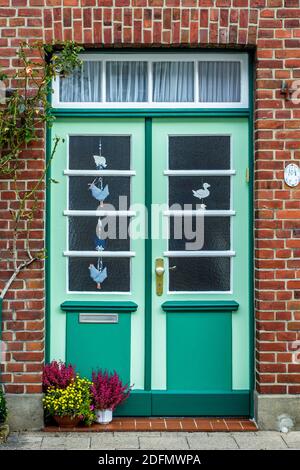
[95,409,113,424]
[53,415,81,428]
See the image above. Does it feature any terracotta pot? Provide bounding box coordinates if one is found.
[95,409,113,424]
[53,415,81,428]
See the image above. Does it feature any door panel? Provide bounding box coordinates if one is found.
[49,117,251,415]
[151,118,250,396]
[49,119,145,389]
[167,312,232,391]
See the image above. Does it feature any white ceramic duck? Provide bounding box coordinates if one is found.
[192,183,211,201]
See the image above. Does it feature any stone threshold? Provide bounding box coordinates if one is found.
[44,417,258,432]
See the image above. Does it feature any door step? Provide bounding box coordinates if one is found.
[44,417,257,433]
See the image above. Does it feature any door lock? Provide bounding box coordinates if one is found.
[155,258,164,296]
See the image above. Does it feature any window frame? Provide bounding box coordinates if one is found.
[52,52,249,109]
[65,133,135,295]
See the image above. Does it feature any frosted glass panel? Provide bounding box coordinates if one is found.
[169,217,230,251]
[69,136,130,171]
[69,176,130,211]
[60,61,102,102]
[106,61,148,102]
[169,136,230,170]
[69,257,130,292]
[199,61,241,102]
[169,257,230,292]
[169,176,230,210]
[153,62,194,102]
[69,217,130,252]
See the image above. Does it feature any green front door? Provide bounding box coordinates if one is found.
[150,118,250,415]
[49,117,251,416]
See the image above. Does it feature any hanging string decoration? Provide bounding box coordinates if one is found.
[88,140,109,289]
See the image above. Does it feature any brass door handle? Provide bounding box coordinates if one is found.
[155,258,164,296]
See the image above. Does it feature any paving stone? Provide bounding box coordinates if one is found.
[0,430,294,450]
[114,431,161,437]
[91,435,139,450]
[281,432,300,449]
[188,432,238,450]
[41,436,90,450]
[139,436,189,450]
[233,431,287,450]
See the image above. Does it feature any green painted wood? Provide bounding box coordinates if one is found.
[45,124,52,364]
[166,312,232,391]
[144,117,152,391]
[248,52,255,418]
[151,391,250,416]
[162,301,239,313]
[61,301,138,313]
[48,119,145,391]
[116,390,250,416]
[66,312,131,383]
[151,118,250,394]
[115,391,152,416]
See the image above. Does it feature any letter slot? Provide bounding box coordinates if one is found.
[79,313,119,324]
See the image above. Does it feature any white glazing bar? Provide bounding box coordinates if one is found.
[163,250,236,257]
[194,59,199,103]
[64,210,136,217]
[101,59,106,103]
[164,170,236,176]
[148,60,153,103]
[64,170,136,176]
[164,210,236,217]
[64,251,135,257]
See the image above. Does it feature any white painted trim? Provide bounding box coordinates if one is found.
[64,170,136,176]
[64,210,136,217]
[164,170,236,176]
[164,210,236,216]
[52,52,249,109]
[163,250,236,257]
[64,250,135,258]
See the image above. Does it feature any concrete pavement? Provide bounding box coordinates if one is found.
[0,431,299,450]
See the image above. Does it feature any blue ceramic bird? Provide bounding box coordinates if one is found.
[89,183,109,203]
[89,264,108,289]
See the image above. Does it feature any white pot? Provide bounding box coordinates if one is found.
[95,409,113,424]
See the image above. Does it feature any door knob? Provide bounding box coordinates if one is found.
[155,266,165,276]
[155,258,164,296]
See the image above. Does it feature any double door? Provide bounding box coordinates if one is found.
[49,117,251,415]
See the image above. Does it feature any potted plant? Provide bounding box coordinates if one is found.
[42,361,94,428]
[91,370,131,424]
[0,386,9,443]
[43,376,94,428]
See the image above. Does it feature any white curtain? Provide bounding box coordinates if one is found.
[59,61,102,102]
[152,62,194,102]
[106,61,147,102]
[199,61,241,102]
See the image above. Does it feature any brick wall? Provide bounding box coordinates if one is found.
[0,0,300,396]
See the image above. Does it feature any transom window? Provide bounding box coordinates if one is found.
[52,53,249,109]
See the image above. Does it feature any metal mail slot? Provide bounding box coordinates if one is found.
[79,313,119,324]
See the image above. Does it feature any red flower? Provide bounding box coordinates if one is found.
[90,370,131,411]
[42,361,76,392]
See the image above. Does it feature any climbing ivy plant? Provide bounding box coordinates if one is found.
[0,41,83,299]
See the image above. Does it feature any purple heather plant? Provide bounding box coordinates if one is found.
[42,360,76,392]
[90,370,131,411]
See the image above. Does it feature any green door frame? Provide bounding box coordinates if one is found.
[45,53,254,416]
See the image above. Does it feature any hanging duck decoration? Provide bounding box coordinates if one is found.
[89,182,109,206]
[192,182,211,210]
[88,141,109,289]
